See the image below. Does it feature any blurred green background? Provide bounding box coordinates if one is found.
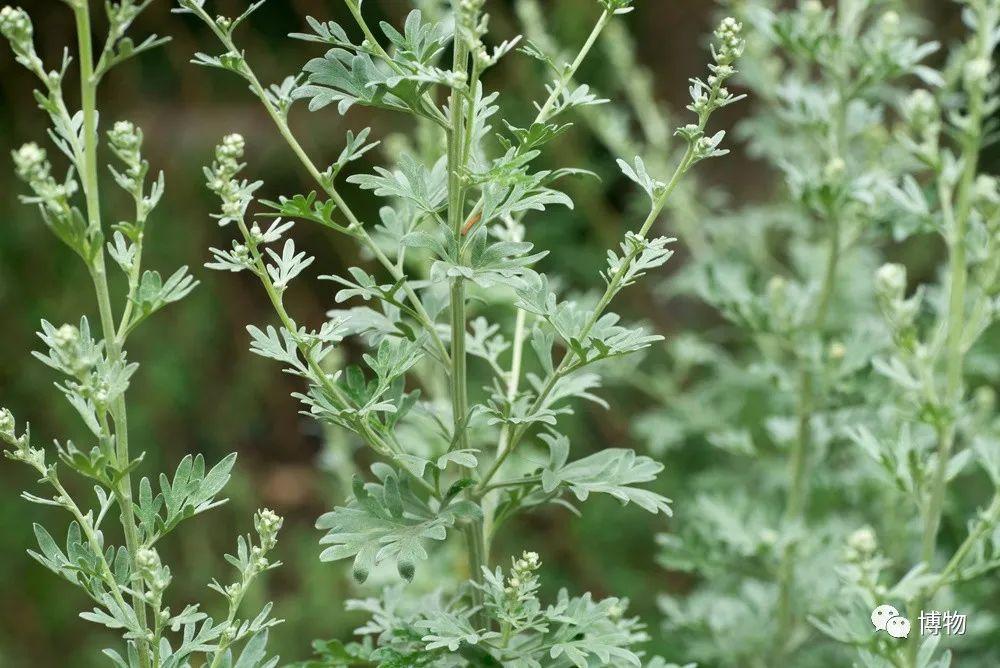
[0,0,984,665]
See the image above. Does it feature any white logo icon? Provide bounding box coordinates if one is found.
[872,604,910,638]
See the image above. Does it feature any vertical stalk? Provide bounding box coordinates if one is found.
[774,81,848,651]
[72,3,150,665]
[921,146,978,562]
[775,217,840,651]
[480,9,612,554]
[447,3,487,623]
[785,216,840,523]
[907,56,985,668]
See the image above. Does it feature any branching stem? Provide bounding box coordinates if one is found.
[72,3,150,664]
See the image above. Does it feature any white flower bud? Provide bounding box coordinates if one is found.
[0,6,32,48]
[964,58,990,88]
[12,142,49,184]
[109,120,142,153]
[902,89,938,132]
[53,323,79,349]
[824,157,846,181]
[135,547,161,572]
[847,525,877,555]
[254,507,283,551]
[802,0,823,15]
[0,407,15,441]
[875,263,906,302]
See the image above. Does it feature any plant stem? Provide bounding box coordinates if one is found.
[920,158,978,561]
[187,5,450,366]
[538,9,612,122]
[72,3,150,664]
[480,8,612,553]
[924,492,1000,601]
[50,475,137,619]
[477,140,697,493]
[907,51,985,665]
[774,207,842,656]
[233,220,440,500]
[446,9,487,624]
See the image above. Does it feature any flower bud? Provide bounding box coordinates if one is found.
[845,525,878,561]
[53,323,80,349]
[0,6,32,52]
[879,10,899,33]
[0,407,15,442]
[902,89,939,133]
[109,121,141,152]
[12,142,49,185]
[217,133,245,162]
[875,263,906,303]
[823,157,846,181]
[964,57,991,89]
[135,547,161,573]
[254,507,283,552]
[802,0,823,15]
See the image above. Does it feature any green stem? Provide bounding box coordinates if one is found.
[916,27,986,610]
[925,493,1000,601]
[906,73,984,668]
[233,220,439,499]
[775,208,841,656]
[445,9,487,624]
[188,6,450,366]
[479,9,613,555]
[50,475,137,620]
[477,140,697,493]
[72,3,150,664]
[541,10,611,121]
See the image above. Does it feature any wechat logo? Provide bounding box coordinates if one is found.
[872,604,910,639]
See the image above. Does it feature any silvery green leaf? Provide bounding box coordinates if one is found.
[617,157,664,203]
[247,325,305,373]
[539,436,672,515]
[265,239,314,290]
[347,154,448,213]
[316,472,454,582]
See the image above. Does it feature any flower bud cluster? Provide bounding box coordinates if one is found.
[713,17,744,68]
[684,17,744,155]
[898,89,941,163]
[109,121,143,169]
[505,550,541,599]
[13,141,48,183]
[0,6,34,59]
[135,547,172,594]
[457,0,487,54]
[254,507,283,554]
[207,134,258,227]
[12,143,77,215]
[46,323,101,377]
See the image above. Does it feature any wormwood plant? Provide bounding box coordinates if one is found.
[176,0,743,664]
[0,2,283,666]
[647,1,1000,667]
